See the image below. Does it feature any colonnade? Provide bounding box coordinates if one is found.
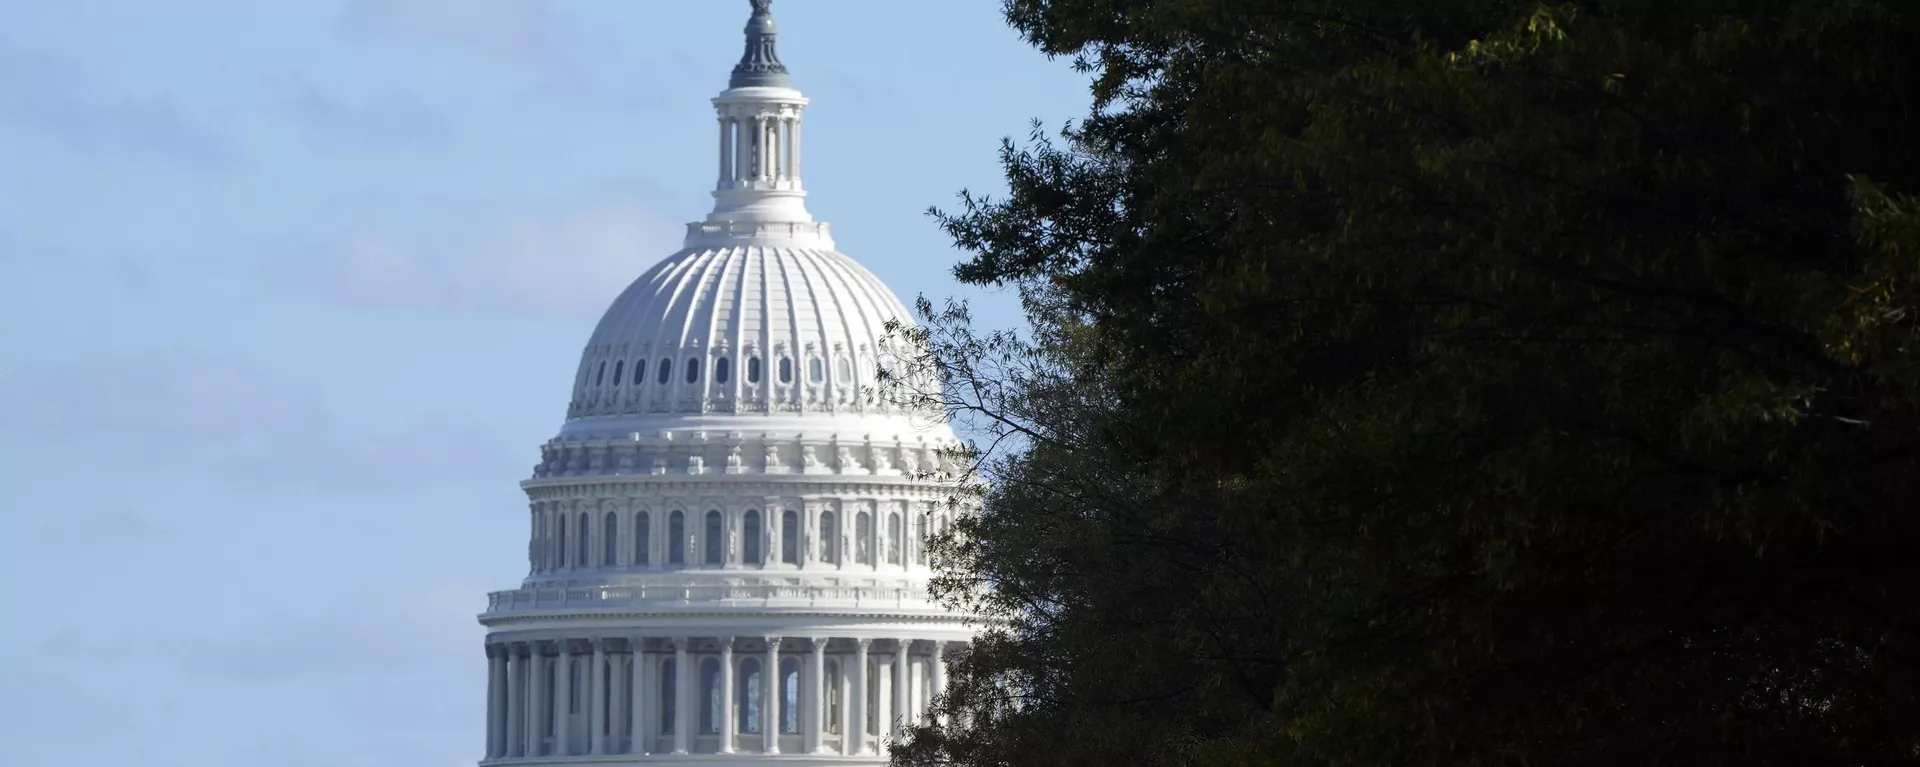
[718,111,800,189]
[482,636,952,761]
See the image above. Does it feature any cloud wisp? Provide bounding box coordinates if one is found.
[0,353,517,494]
[289,80,451,149]
[337,0,564,65]
[288,190,686,315]
[0,38,231,169]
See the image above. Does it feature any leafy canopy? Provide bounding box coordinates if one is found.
[894,1,1920,766]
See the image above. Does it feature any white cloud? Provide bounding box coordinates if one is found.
[338,0,565,64]
[0,38,230,168]
[303,191,687,314]
[0,354,516,493]
[289,80,450,149]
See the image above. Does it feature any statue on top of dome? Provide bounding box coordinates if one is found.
[751,0,772,14]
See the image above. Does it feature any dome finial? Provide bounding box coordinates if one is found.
[730,0,791,89]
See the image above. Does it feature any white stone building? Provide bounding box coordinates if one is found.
[476,2,972,764]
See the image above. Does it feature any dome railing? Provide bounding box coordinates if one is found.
[684,219,833,243]
[484,581,954,615]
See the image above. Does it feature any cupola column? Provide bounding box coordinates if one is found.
[714,117,725,188]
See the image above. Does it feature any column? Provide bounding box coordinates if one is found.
[590,640,608,754]
[629,639,648,754]
[784,116,798,185]
[672,638,691,754]
[807,637,828,753]
[875,653,892,745]
[731,117,745,186]
[718,116,731,186]
[758,116,772,181]
[718,638,736,753]
[486,644,505,758]
[838,659,854,754]
[528,642,548,756]
[763,636,782,753]
[610,652,627,753]
[506,645,525,757]
[849,639,871,755]
[893,639,911,741]
[555,641,574,756]
[930,641,948,725]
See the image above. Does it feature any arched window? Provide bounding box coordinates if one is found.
[808,357,825,383]
[557,514,569,568]
[660,656,677,734]
[781,510,799,565]
[778,357,792,384]
[743,510,762,566]
[595,360,606,385]
[668,511,686,565]
[855,512,872,565]
[888,512,903,565]
[819,510,838,564]
[747,356,762,384]
[915,513,928,567]
[835,355,851,382]
[633,511,651,566]
[704,511,724,566]
[657,358,673,385]
[780,657,801,733]
[577,511,592,566]
[603,511,619,567]
[686,356,701,383]
[824,659,842,734]
[739,657,762,733]
[701,658,722,733]
[612,360,624,385]
[633,359,647,385]
[715,357,731,384]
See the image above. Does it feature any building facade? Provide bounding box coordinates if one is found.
[475,3,973,764]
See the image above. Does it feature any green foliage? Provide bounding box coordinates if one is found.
[894,1,1920,765]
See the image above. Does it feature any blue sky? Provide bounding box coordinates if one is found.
[0,2,1088,765]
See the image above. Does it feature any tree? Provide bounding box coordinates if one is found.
[893,1,1920,765]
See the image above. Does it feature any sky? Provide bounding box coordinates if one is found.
[0,2,1090,765]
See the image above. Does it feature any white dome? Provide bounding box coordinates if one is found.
[560,232,940,437]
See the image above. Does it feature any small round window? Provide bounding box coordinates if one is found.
[835,356,851,381]
[715,357,731,384]
[778,357,793,384]
[633,358,647,384]
[685,357,701,383]
[612,360,624,385]
[808,357,824,384]
[747,356,762,384]
[657,358,673,384]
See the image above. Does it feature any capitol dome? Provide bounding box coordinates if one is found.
[476,3,974,766]
[563,239,927,433]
